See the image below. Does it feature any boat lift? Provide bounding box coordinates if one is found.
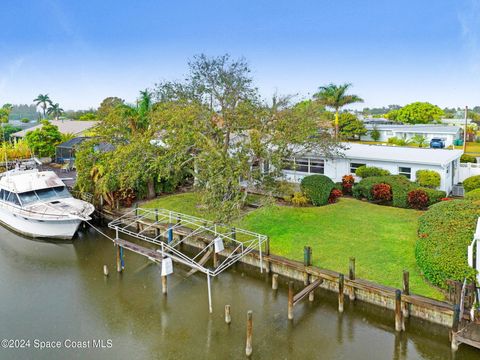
[108,207,268,313]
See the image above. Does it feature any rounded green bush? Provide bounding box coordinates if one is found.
[463,175,480,193]
[300,175,335,206]
[465,188,480,201]
[415,169,440,188]
[415,200,479,288]
[355,165,390,178]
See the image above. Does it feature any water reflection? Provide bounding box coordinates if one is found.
[0,226,478,359]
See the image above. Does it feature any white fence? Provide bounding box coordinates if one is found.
[459,163,480,182]
[468,218,480,285]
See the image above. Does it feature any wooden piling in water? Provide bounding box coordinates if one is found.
[272,274,278,290]
[115,245,122,273]
[162,275,167,295]
[303,246,311,285]
[135,204,139,232]
[245,311,253,357]
[395,289,404,332]
[349,257,356,301]
[213,252,218,268]
[451,304,460,351]
[288,281,294,320]
[103,265,109,276]
[402,270,410,318]
[225,305,231,324]
[338,274,345,313]
[264,236,271,273]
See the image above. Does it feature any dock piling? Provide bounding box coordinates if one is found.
[245,311,253,357]
[225,305,231,324]
[272,274,278,290]
[338,274,344,313]
[115,245,122,273]
[451,304,460,351]
[162,275,167,295]
[103,265,109,276]
[402,270,410,318]
[395,289,404,332]
[288,281,294,320]
[349,257,356,301]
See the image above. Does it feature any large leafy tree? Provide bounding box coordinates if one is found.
[24,120,62,157]
[33,94,52,119]
[96,97,124,120]
[313,83,363,139]
[47,103,64,120]
[154,55,341,221]
[337,113,367,140]
[395,102,444,124]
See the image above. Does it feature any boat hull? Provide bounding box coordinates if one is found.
[0,206,83,240]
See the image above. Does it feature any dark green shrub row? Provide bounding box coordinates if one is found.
[300,175,335,206]
[416,200,479,288]
[461,154,477,163]
[463,175,480,193]
[355,165,390,178]
[465,188,480,201]
[352,175,446,208]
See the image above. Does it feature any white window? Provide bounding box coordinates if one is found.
[295,158,309,173]
[350,162,366,174]
[309,159,325,174]
[386,131,393,136]
[398,167,411,179]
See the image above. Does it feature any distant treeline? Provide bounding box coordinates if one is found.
[9,104,40,121]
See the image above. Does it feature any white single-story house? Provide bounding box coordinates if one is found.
[282,143,464,194]
[360,124,463,147]
[11,120,98,140]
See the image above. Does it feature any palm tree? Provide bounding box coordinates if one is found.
[33,94,52,119]
[411,134,427,148]
[314,83,363,139]
[47,103,64,120]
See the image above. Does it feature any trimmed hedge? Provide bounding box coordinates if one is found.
[416,169,440,189]
[300,175,335,206]
[353,175,413,208]
[353,175,446,208]
[461,154,477,163]
[355,165,390,178]
[463,175,480,193]
[465,188,480,201]
[416,200,479,288]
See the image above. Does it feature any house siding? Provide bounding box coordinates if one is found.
[282,157,456,194]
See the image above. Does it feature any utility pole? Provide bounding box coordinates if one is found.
[463,106,468,153]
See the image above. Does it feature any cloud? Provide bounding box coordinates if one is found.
[458,0,480,73]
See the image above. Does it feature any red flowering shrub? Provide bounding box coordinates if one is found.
[341,175,355,195]
[440,197,453,201]
[328,189,343,204]
[371,183,392,202]
[407,189,429,209]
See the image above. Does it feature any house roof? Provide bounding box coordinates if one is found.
[56,137,88,149]
[12,120,98,138]
[337,143,463,166]
[364,124,462,134]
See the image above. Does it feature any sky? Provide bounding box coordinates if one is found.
[1,0,480,110]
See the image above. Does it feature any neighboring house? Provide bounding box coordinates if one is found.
[55,137,114,163]
[441,118,474,127]
[360,124,463,147]
[11,120,98,140]
[281,143,463,194]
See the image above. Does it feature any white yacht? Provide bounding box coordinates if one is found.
[0,165,94,239]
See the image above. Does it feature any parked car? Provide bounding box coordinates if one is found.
[430,138,445,148]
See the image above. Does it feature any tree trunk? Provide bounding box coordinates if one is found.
[335,110,339,139]
[147,179,156,199]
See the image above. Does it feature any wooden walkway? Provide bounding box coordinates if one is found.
[454,322,480,350]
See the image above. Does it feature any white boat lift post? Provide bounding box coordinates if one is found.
[108,207,268,313]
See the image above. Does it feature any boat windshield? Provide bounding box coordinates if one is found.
[18,186,72,206]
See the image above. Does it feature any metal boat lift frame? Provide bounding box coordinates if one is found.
[108,207,268,312]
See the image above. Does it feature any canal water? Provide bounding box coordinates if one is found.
[0,225,479,360]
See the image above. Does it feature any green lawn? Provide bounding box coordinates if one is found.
[143,193,443,299]
[455,142,480,154]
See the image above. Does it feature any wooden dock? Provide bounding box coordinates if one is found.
[454,322,480,350]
